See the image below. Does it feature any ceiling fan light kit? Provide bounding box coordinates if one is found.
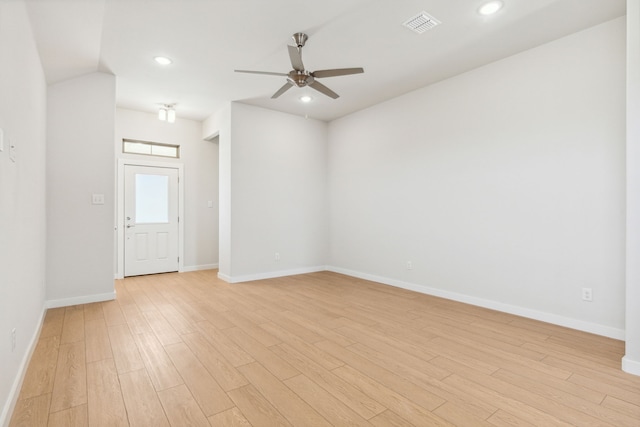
[235,33,364,100]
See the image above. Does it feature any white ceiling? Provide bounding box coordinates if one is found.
[24,0,626,122]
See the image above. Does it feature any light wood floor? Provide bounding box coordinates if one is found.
[9,270,640,426]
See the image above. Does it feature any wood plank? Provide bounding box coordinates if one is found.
[316,340,446,411]
[347,340,448,381]
[60,307,84,344]
[157,384,210,427]
[107,323,144,374]
[227,385,292,427]
[271,343,386,419]
[156,303,197,335]
[19,336,59,399]
[284,374,371,427]
[102,300,126,326]
[208,407,251,427]
[332,364,454,427]
[9,394,50,427]
[83,303,104,322]
[221,327,298,380]
[260,322,344,370]
[442,373,577,427]
[86,359,128,426]
[486,409,537,427]
[165,342,235,416]
[84,318,112,363]
[601,395,640,420]
[433,401,494,426]
[120,304,153,335]
[237,362,332,427]
[47,404,87,427]
[50,341,86,413]
[118,369,170,427]
[143,309,182,346]
[133,331,183,391]
[40,309,65,339]
[181,332,248,391]
[369,410,415,427]
[224,311,281,347]
[277,309,355,346]
[195,320,255,367]
[492,368,639,427]
[490,363,605,405]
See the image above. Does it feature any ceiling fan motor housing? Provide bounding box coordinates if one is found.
[288,70,313,87]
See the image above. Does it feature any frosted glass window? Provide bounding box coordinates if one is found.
[123,139,179,158]
[135,174,169,223]
[151,144,178,157]
[123,141,152,155]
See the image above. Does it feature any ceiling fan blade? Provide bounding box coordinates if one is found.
[312,67,364,78]
[287,45,305,71]
[271,82,294,99]
[235,69,288,77]
[309,80,339,99]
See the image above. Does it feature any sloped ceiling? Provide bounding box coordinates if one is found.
[25,0,626,122]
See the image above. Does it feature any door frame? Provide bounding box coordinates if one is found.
[116,158,185,279]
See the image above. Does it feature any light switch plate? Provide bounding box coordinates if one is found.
[92,194,105,205]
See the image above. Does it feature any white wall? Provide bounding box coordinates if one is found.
[328,18,626,337]
[221,103,328,281]
[0,1,47,424]
[625,0,640,375]
[47,72,116,305]
[115,108,219,272]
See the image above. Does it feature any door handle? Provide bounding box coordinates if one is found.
[126,224,135,228]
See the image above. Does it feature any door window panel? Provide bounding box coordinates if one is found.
[135,174,169,223]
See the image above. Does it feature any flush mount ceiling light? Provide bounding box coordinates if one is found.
[154,56,172,65]
[479,1,504,15]
[300,95,312,103]
[158,104,176,123]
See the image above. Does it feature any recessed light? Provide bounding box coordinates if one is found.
[300,95,312,103]
[479,1,503,15]
[154,56,172,65]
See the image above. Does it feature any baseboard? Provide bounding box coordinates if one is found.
[326,266,625,341]
[217,272,232,282]
[0,303,47,427]
[219,266,327,284]
[45,291,116,309]
[182,263,219,272]
[622,356,640,376]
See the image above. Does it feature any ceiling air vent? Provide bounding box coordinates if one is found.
[402,12,441,34]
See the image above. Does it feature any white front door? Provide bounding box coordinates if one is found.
[124,165,179,276]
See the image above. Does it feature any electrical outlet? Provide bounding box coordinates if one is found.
[11,328,16,352]
[406,261,413,270]
[275,252,280,261]
[582,287,593,302]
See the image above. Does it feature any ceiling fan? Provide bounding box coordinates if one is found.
[235,33,364,99]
